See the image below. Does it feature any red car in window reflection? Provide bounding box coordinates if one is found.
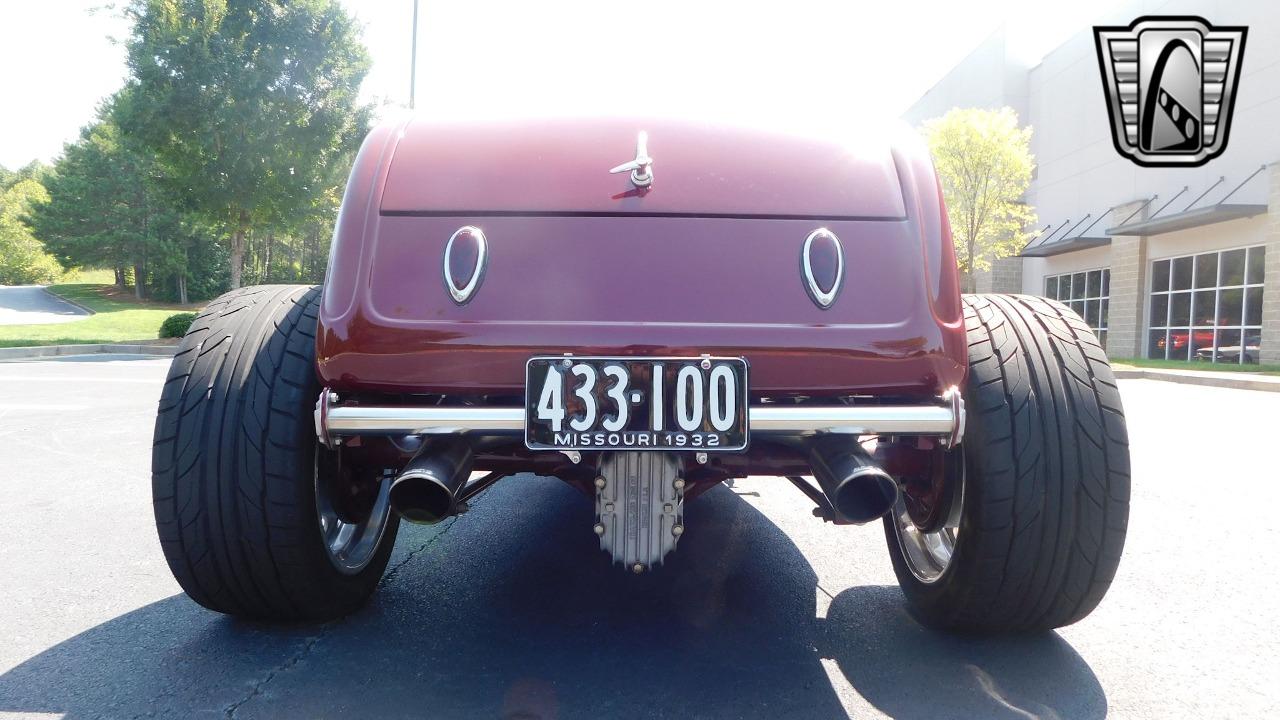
[1156,329,1215,353]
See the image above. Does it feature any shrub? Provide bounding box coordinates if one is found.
[159,312,198,339]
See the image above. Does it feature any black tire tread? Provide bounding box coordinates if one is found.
[888,293,1130,632]
[152,285,392,620]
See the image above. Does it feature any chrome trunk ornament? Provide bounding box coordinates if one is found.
[609,131,654,188]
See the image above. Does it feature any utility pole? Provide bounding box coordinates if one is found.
[409,0,419,109]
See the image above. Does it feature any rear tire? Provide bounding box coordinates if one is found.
[152,285,398,621]
[885,294,1130,633]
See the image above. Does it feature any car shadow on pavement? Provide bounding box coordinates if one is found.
[821,586,1107,719]
[0,479,1105,719]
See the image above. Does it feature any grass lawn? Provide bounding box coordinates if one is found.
[1111,357,1280,376]
[0,276,201,349]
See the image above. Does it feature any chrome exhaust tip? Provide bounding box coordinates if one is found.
[808,436,899,524]
[389,441,474,524]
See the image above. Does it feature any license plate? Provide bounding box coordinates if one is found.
[525,356,749,452]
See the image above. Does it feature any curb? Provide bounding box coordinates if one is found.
[41,287,96,316]
[1113,368,1280,393]
[0,343,177,362]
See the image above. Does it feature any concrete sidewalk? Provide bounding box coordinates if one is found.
[1112,365,1280,393]
[0,343,177,362]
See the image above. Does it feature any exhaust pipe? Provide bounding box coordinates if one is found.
[389,440,475,524]
[807,436,899,524]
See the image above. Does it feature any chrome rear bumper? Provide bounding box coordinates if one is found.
[316,388,964,448]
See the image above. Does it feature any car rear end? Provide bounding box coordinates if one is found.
[317,117,965,401]
[313,115,966,566]
[156,114,1130,630]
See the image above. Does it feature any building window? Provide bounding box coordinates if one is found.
[1147,246,1265,365]
[1045,269,1110,348]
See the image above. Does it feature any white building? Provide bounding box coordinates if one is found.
[904,1,1280,364]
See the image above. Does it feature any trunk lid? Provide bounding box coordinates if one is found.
[379,117,906,218]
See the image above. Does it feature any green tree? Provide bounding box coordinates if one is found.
[30,111,161,298]
[117,0,371,289]
[1,161,51,192]
[923,107,1036,292]
[167,223,230,301]
[28,99,231,303]
[0,179,63,285]
[145,213,229,303]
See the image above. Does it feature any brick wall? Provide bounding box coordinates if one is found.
[972,258,1023,294]
[990,256,1024,294]
[972,266,994,294]
[1105,200,1150,359]
[1261,163,1280,364]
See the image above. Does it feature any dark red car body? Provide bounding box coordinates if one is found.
[152,114,1131,628]
[317,117,965,404]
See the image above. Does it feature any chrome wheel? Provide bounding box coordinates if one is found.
[892,450,964,584]
[315,453,393,575]
[893,506,958,583]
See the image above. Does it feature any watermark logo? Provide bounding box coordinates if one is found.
[1094,16,1246,167]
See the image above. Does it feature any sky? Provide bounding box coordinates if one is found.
[0,0,1114,170]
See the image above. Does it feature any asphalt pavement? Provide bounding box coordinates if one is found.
[0,356,1278,719]
[0,286,92,325]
